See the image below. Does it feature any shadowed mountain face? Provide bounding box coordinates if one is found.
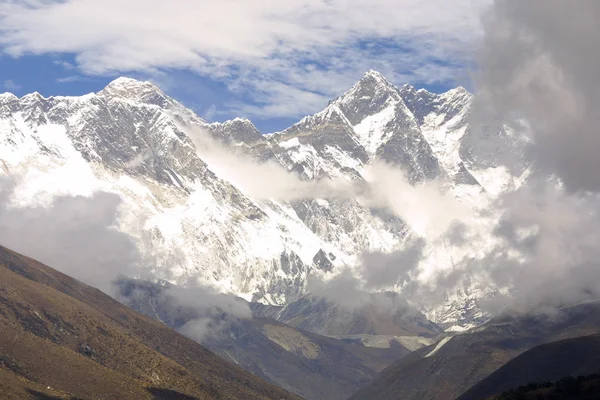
[261,293,442,338]
[117,279,423,400]
[350,302,600,400]
[0,245,299,400]
[458,334,600,400]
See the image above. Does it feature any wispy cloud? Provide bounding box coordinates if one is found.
[202,104,218,121]
[56,75,88,83]
[0,0,490,118]
[53,59,75,70]
[3,79,21,92]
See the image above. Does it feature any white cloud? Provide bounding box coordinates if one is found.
[0,0,489,118]
[56,75,88,83]
[53,59,75,70]
[3,79,21,92]
[202,104,218,121]
[363,161,472,239]
[186,125,469,241]
[185,125,356,201]
[0,175,144,296]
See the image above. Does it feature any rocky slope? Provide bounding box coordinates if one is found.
[117,278,419,400]
[0,244,299,400]
[350,301,600,400]
[458,334,600,400]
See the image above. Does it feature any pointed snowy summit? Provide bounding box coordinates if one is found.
[360,69,394,86]
[99,77,171,107]
[0,92,19,104]
[352,70,399,94]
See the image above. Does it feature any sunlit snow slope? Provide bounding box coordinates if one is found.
[0,71,529,329]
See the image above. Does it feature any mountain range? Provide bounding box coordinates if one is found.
[1,70,555,399]
[0,70,530,333]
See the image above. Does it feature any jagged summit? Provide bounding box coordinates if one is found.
[20,91,45,102]
[222,116,255,126]
[0,92,19,103]
[364,69,385,77]
[99,76,171,107]
[347,70,399,96]
[400,83,417,92]
[446,86,470,95]
[400,83,471,98]
[319,70,400,114]
[103,76,156,91]
[325,70,406,127]
[360,69,394,85]
[209,116,264,145]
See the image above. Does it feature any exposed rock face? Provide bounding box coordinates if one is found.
[0,71,528,330]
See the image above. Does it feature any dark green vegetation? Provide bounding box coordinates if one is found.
[0,245,300,400]
[494,374,600,400]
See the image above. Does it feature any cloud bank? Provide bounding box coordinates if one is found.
[0,0,489,118]
[458,0,600,316]
[474,0,600,193]
[185,124,357,202]
[0,175,141,295]
[186,124,469,240]
[117,278,252,341]
[0,171,251,340]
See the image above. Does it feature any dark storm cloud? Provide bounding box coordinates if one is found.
[474,0,600,192]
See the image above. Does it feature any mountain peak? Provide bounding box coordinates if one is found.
[363,69,386,79]
[330,70,400,110]
[358,70,396,89]
[104,76,154,90]
[0,92,19,103]
[443,86,471,98]
[226,117,254,125]
[99,77,170,107]
[19,91,46,106]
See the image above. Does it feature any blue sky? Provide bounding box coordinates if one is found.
[0,0,487,133]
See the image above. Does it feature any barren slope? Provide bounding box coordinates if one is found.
[0,245,299,400]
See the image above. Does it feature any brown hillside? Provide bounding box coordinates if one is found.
[0,245,300,400]
[350,302,600,400]
[459,335,600,400]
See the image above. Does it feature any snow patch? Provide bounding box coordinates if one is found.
[279,137,301,149]
[425,336,452,358]
[353,101,396,155]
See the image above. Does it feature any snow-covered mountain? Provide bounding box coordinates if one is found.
[0,71,529,330]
